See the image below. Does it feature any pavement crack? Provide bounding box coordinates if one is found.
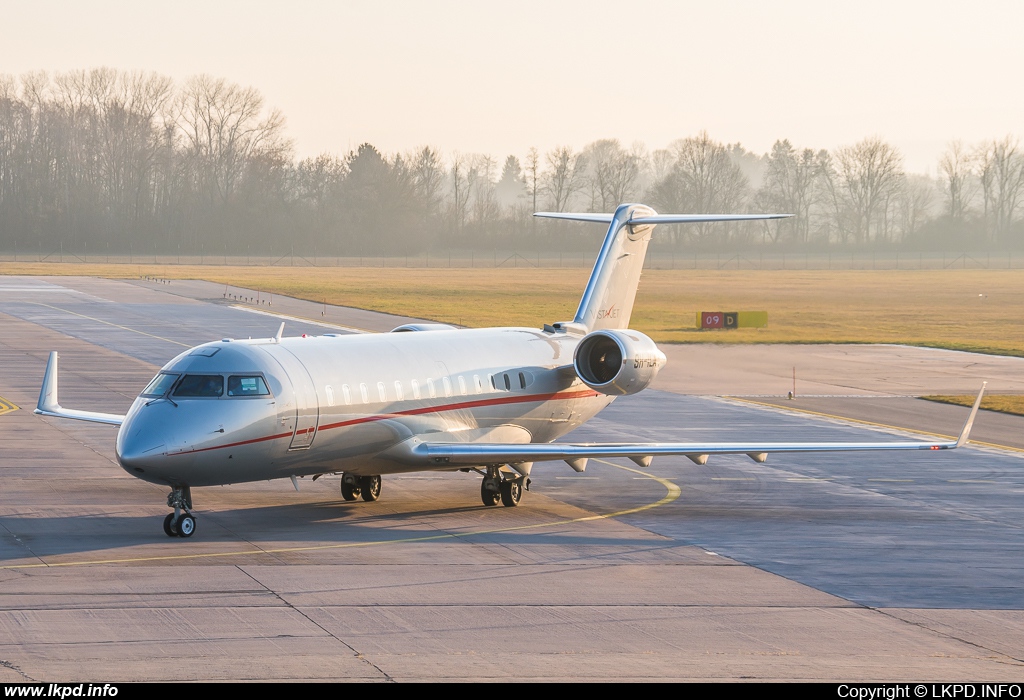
[236,566,395,682]
[872,608,1024,665]
[0,659,37,682]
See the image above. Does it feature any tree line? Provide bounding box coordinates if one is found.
[1,68,1022,256]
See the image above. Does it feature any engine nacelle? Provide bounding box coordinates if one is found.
[573,329,666,396]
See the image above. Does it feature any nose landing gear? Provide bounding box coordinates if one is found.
[163,485,196,538]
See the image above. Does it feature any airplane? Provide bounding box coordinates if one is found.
[34,203,986,538]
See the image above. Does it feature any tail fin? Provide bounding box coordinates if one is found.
[535,204,790,331]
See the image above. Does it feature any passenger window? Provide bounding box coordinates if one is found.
[457,376,467,395]
[227,376,269,397]
[473,375,483,393]
[377,382,387,402]
[325,385,335,407]
[359,383,368,403]
[427,378,436,398]
[395,381,404,401]
[411,379,420,400]
[442,377,452,397]
[342,384,351,405]
[519,372,527,389]
[504,374,511,391]
[174,375,224,397]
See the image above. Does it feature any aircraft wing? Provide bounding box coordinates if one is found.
[34,351,125,426]
[395,384,985,469]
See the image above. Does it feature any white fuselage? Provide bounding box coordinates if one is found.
[116,327,613,487]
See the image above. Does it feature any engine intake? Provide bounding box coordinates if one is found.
[574,329,666,395]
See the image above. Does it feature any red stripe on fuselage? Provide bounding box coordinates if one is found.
[168,388,601,456]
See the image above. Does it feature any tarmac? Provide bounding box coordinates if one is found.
[0,275,1021,681]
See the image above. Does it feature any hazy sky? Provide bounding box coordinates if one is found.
[4,0,1022,173]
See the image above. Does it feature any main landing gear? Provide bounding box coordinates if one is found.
[480,466,529,508]
[163,485,196,538]
[341,473,382,502]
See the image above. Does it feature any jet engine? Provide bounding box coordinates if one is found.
[573,329,666,396]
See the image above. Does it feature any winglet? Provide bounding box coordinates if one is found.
[37,351,60,414]
[34,350,125,426]
[956,382,986,448]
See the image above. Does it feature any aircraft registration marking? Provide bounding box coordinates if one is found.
[0,459,680,570]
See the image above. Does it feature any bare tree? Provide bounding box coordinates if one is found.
[938,140,975,220]
[582,138,641,212]
[758,140,820,243]
[975,136,1024,244]
[175,75,289,205]
[411,146,444,216]
[542,145,586,212]
[648,131,749,243]
[895,174,936,241]
[833,137,904,243]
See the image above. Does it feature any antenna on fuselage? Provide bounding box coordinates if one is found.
[274,322,285,343]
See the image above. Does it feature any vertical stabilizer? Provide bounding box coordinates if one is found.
[573,203,655,331]
[534,204,791,332]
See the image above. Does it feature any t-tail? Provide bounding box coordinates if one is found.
[535,204,791,331]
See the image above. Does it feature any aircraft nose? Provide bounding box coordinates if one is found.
[116,430,167,474]
[116,409,171,476]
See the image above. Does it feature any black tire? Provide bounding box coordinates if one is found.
[480,478,501,507]
[176,514,196,538]
[359,475,382,502]
[341,477,361,501]
[500,479,522,507]
[163,513,177,537]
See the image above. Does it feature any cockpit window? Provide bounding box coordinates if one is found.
[141,373,179,397]
[172,375,224,398]
[227,375,271,397]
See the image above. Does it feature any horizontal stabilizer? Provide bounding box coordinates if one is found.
[35,351,125,426]
[534,212,791,225]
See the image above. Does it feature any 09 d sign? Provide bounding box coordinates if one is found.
[701,312,737,329]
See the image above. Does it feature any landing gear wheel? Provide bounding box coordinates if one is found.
[176,514,196,538]
[359,475,382,502]
[163,513,177,537]
[480,477,501,507]
[500,479,522,507]
[341,475,361,501]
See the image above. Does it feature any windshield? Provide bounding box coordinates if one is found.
[172,375,224,398]
[141,373,179,397]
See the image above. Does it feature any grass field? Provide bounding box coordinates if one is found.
[921,395,1024,416]
[3,262,1024,356]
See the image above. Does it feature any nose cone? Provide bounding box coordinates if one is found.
[116,400,176,481]
[116,422,167,475]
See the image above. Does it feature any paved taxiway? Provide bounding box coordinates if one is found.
[0,275,1022,681]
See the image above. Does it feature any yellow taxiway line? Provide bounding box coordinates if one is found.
[0,461,680,570]
[0,396,19,416]
[726,396,1024,454]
